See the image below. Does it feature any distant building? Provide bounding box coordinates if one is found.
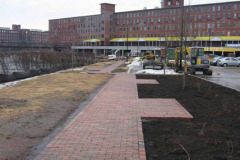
[0,24,48,47]
[49,0,240,57]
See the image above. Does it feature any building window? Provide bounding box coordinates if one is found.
[228,5,231,10]
[208,6,211,12]
[228,22,231,28]
[212,15,215,20]
[234,13,237,19]
[223,5,226,11]
[234,4,237,10]
[233,22,236,27]
[203,15,206,20]
[212,6,215,11]
[233,31,236,36]
[203,7,206,12]
[212,22,215,28]
[199,15,202,20]
[222,31,225,36]
[202,23,205,28]
[168,0,172,6]
[228,13,231,19]
[222,22,225,28]
[223,13,226,19]
[227,31,231,36]
[218,6,221,11]
[207,15,211,20]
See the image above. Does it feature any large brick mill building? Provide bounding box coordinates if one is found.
[0,25,49,48]
[49,0,240,57]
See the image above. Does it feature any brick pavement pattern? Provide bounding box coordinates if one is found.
[35,74,192,160]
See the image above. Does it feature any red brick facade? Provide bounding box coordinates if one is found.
[0,25,48,46]
[49,1,240,46]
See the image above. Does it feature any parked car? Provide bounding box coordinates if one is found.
[208,54,219,59]
[217,57,240,67]
[108,54,117,60]
[236,57,240,61]
[210,56,223,66]
[207,54,218,62]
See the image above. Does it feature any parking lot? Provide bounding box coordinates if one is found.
[197,66,240,91]
[129,58,240,92]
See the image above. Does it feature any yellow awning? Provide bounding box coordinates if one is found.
[144,37,160,41]
[204,47,240,52]
[194,36,240,41]
[109,36,240,42]
[110,37,160,42]
[83,39,100,42]
[194,37,212,41]
[219,36,240,41]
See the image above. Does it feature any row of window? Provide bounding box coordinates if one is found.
[112,3,239,20]
[50,15,101,25]
[110,30,240,39]
[50,29,240,42]
[112,13,240,26]
[51,20,240,36]
[0,30,18,33]
[50,3,240,25]
[51,12,240,32]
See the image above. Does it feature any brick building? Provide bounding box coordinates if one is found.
[49,0,240,56]
[0,25,49,47]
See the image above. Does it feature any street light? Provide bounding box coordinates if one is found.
[208,28,211,52]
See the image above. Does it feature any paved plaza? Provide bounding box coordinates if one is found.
[34,70,192,160]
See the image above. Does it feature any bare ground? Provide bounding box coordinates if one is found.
[0,71,112,160]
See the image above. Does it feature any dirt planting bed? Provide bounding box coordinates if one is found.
[137,75,240,160]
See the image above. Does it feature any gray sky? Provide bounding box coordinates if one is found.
[0,0,238,31]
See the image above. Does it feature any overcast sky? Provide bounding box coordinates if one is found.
[0,0,239,31]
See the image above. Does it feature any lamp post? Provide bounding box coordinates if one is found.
[208,28,211,52]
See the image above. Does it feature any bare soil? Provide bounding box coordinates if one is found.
[137,75,240,160]
[0,72,112,160]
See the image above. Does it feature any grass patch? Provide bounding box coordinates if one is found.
[0,72,112,119]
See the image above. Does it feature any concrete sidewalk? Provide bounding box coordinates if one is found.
[89,61,125,74]
[34,74,192,160]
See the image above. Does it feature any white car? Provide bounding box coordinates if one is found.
[217,57,240,67]
[108,54,117,60]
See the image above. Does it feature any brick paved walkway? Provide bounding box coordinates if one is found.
[35,74,192,160]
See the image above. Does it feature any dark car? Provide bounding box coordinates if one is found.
[210,56,223,66]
